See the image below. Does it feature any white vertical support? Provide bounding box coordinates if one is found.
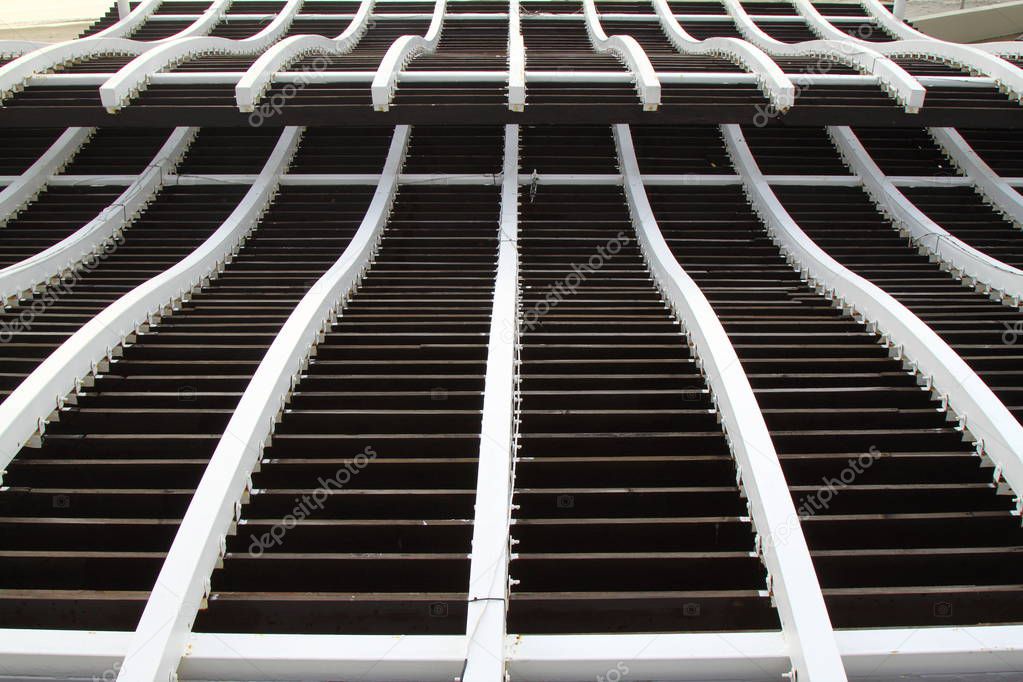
[0,127,94,226]
[507,0,525,111]
[463,124,519,682]
[828,125,1023,303]
[118,0,132,20]
[893,0,907,20]
[723,122,1023,528]
[614,124,847,682]
[928,127,1023,228]
[114,125,411,682]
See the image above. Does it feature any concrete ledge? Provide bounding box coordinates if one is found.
[913,0,1023,42]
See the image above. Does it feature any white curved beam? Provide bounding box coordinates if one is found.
[0,41,46,60]
[794,0,1023,103]
[974,40,1023,57]
[236,0,375,112]
[929,127,1023,228]
[508,0,525,111]
[652,0,795,111]
[723,122,1023,526]
[0,0,233,104]
[0,127,95,227]
[828,125,1023,305]
[101,0,306,112]
[723,0,925,112]
[372,0,447,111]
[615,123,847,682]
[114,125,407,682]
[462,124,519,682]
[0,127,197,307]
[0,126,302,480]
[583,0,660,110]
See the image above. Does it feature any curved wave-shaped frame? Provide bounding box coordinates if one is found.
[795,0,1023,104]
[583,0,660,110]
[652,0,795,111]
[100,0,306,111]
[371,0,447,111]
[0,0,233,104]
[235,0,375,112]
[724,0,925,111]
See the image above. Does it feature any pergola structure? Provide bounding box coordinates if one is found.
[0,1,1023,681]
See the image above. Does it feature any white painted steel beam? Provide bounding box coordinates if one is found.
[652,0,794,111]
[507,0,525,110]
[12,171,1002,190]
[583,0,660,109]
[724,0,925,111]
[507,632,790,682]
[615,123,846,682]
[0,127,197,307]
[180,633,465,681]
[462,124,519,682]
[794,0,1023,103]
[828,125,1023,304]
[23,66,998,92]
[101,0,306,112]
[115,125,409,682]
[136,12,881,24]
[0,126,302,479]
[0,41,46,60]
[723,122,1023,540]
[929,126,1023,227]
[235,0,375,112]
[4,626,1023,680]
[372,0,447,110]
[0,127,94,225]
